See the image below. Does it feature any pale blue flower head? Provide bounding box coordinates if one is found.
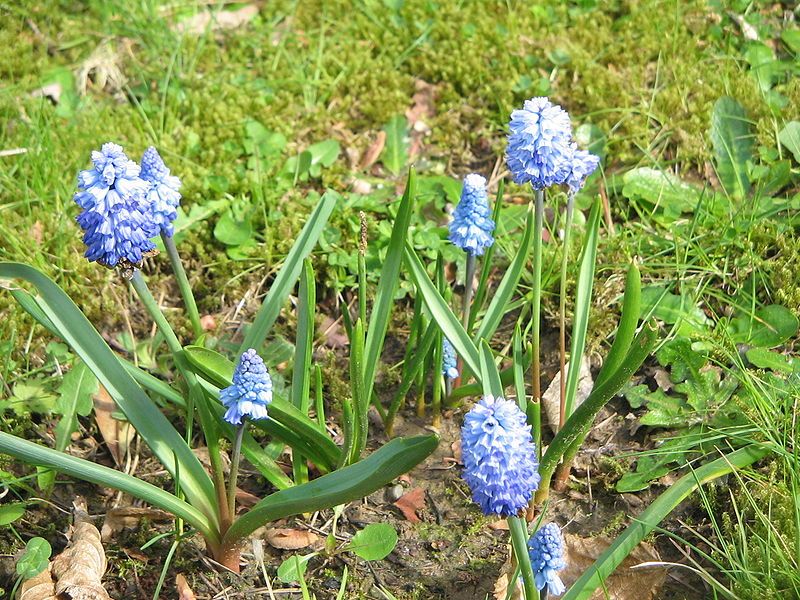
[442,338,459,379]
[74,143,157,269]
[528,522,567,596]
[506,97,574,189]
[566,146,600,195]
[220,349,273,425]
[460,396,540,516]
[448,173,495,256]
[140,147,182,237]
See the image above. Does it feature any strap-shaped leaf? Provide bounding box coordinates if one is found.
[595,262,641,389]
[0,432,217,544]
[0,263,218,528]
[362,170,416,402]
[404,244,481,375]
[561,444,770,599]
[474,204,534,342]
[223,434,438,545]
[240,191,338,353]
[184,345,340,471]
[479,341,504,398]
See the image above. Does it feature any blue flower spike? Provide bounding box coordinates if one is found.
[506,97,574,189]
[442,338,459,379]
[460,396,540,516]
[528,522,567,596]
[220,349,273,426]
[565,146,600,195]
[140,146,182,237]
[74,142,157,270]
[448,173,495,256]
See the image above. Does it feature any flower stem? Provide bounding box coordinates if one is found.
[227,422,246,520]
[530,189,544,441]
[557,194,575,432]
[509,516,537,599]
[462,253,477,332]
[162,233,203,340]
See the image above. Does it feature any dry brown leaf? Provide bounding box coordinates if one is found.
[175,5,258,35]
[562,533,667,600]
[653,368,673,392]
[359,131,386,171]
[76,40,129,99]
[176,574,197,600]
[393,487,425,523]
[51,499,110,600]
[541,357,593,435]
[488,520,509,531]
[235,488,260,510]
[92,384,134,467]
[264,528,319,551]
[193,446,231,472]
[451,439,462,463]
[100,507,173,542]
[405,79,436,161]
[492,552,523,600]
[19,563,56,600]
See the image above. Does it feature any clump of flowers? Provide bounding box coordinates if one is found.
[442,338,459,379]
[73,142,156,269]
[448,173,495,256]
[460,396,540,516]
[140,146,182,237]
[528,522,567,596]
[506,98,574,189]
[220,349,273,425]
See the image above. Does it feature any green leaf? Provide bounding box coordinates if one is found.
[564,201,601,418]
[240,191,338,352]
[0,431,217,543]
[1,264,218,529]
[277,553,315,583]
[308,139,341,177]
[223,434,438,545]
[381,115,409,175]
[39,67,79,119]
[778,121,800,164]
[710,96,754,199]
[244,120,287,158]
[595,263,641,389]
[16,537,51,580]
[562,445,769,600]
[782,29,800,55]
[640,286,709,336]
[0,502,25,525]
[214,210,253,246]
[746,347,797,373]
[479,341,504,399]
[404,244,480,376]
[621,168,699,215]
[170,199,228,246]
[54,361,98,453]
[363,171,416,405]
[345,523,398,561]
[574,123,607,162]
[730,305,799,348]
[475,205,534,342]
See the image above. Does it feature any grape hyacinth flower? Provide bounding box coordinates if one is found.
[448,173,495,256]
[528,522,567,596]
[506,97,574,189]
[442,339,459,379]
[461,396,540,516]
[140,146,182,237]
[74,142,156,269]
[565,146,600,195]
[220,349,273,425]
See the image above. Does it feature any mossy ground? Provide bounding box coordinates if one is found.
[1,1,799,598]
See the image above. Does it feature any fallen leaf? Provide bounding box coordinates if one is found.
[76,39,128,99]
[175,5,258,35]
[541,357,593,435]
[653,368,672,392]
[359,131,386,171]
[405,80,436,161]
[488,520,509,531]
[51,499,110,600]
[100,507,173,542]
[30,83,62,104]
[493,552,523,600]
[19,563,55,600]
[176,574,196,600]
[319,316,348,349]
[200,315,217,331]
[264,528,320,551]
[562,533,666,600]
[393,487,425,523]
[193,446,231,472]
[451,439,462,463]
[235,488,260,509]
[92,384,134,467]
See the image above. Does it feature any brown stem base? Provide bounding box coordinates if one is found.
[552,461,571,492]
[214,542,242,573]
